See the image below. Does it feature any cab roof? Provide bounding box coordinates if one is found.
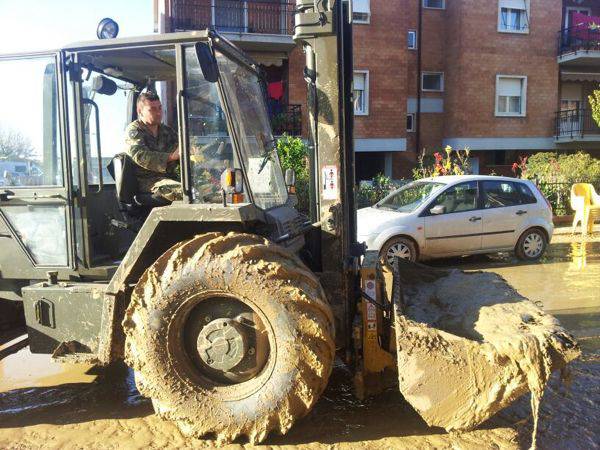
[61,30,211,52]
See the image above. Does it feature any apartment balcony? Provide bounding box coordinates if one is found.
[557,26,600,66]
[555,108,600,143]
[170,0,295,52]
[270,104,302,136]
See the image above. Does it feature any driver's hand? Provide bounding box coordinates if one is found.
[167,147,180,163]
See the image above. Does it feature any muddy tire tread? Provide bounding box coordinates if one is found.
[123,232,334,444]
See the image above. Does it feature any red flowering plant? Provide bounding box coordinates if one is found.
[511,155,528,178]
[413,146,471,179]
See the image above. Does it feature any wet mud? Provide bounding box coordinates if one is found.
[0,232,598,449]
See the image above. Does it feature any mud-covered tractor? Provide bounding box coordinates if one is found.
[0,1,578,444]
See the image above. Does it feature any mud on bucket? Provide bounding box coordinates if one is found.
[390,260,580,437]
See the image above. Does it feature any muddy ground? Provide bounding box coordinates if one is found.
[1,229,598,449]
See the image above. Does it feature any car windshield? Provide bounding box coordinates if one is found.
[375,181,445,212]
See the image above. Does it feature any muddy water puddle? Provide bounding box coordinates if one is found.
[0,352,520,450]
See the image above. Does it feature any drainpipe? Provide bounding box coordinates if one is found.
[415,0,423,159]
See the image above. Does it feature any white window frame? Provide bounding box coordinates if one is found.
[421,71,444,92]
[423,0,445,10]
[352,0,371,24]
[353,70,369,116]
[497,0,530,34]
[407,113,416,132]
[495,75,527,117]
[408,30,417,49]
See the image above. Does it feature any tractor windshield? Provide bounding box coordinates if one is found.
[185,47,287,208]
[215,51,288,209]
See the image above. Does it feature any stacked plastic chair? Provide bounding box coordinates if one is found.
[570,183,600,235]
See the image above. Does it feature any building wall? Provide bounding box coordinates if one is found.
[444,0,561,141]
[163,0,600,180]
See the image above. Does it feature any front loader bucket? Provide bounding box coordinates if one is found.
[391,260,580,435]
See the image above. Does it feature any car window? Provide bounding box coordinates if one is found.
[482,181,522,208]
[430,181,478,214]
[515,182,537,205]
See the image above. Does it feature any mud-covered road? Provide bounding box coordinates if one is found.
[1,231,598,449]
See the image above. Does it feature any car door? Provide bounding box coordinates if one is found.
[480,180,525,250]
[0,52,75,274]
[423,181,482,256]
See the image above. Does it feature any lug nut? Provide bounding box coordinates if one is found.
[248,348,255,355]
[204,316,211,323]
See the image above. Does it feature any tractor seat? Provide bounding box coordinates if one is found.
[106,154,170,229]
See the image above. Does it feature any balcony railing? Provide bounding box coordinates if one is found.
[555,108,600,140]
[170,0,295,35]
[557,25,600,56]
[270,104,302,136]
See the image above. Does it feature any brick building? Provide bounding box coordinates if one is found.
[154,0,600,180]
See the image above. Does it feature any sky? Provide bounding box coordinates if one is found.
[0,0,154,53]
[0,0,155,165]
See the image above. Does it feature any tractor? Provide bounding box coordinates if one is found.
[0,1,578,444]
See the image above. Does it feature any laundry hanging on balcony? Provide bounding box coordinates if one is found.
[267,81,284,100]
[570,12,600,40]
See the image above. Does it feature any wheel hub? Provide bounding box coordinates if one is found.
[197,318,248,372]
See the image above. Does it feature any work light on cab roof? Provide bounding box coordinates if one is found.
[97,18,119,40]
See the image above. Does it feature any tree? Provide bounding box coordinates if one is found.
[589,90,600,127]
[0,126,35,161]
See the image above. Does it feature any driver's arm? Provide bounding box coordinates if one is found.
[124,123,172,174]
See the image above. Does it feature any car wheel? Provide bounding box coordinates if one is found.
[380,237,417,268]
[515,228,547,261]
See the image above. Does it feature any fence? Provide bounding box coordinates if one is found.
[536,180,600,216]
[557,25,600,56]
[170,0,295,35]
[270,104,301,136]
[555,108,600,139]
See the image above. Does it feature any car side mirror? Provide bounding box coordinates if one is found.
[430,204,446,215]
[285,168,296,194]
[195,42,219,83]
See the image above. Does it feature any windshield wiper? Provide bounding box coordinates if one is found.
[257,133,277,174]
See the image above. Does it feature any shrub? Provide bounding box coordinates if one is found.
[356,174,405,208]
[519,151,600,215]
[413,146,471,179]
[523,151,600,184]
[276,134,310,214]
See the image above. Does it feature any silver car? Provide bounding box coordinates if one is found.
[357,175,553,266]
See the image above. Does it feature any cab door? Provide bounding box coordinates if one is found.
[0,52,75,274]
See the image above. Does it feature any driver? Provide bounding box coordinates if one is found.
[123,91,182,202]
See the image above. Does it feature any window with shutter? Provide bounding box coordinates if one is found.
[353,0,371,24]
[353,71,369,115]
[498,0,530,33]
[496,76,527,116]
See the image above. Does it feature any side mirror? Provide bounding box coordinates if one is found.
[430,204,446,215]
[285,168,296,187]
[92,75,117,95]
[195,42,219,83]
[285,168,296,194]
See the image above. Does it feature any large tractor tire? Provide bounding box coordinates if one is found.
[123,232,335,444]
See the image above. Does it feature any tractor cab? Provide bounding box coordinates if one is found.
[0,30,298,289]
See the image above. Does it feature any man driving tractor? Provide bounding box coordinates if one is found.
[124,91,182,202]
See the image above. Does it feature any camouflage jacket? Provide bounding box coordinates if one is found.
[123,120,178,181]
